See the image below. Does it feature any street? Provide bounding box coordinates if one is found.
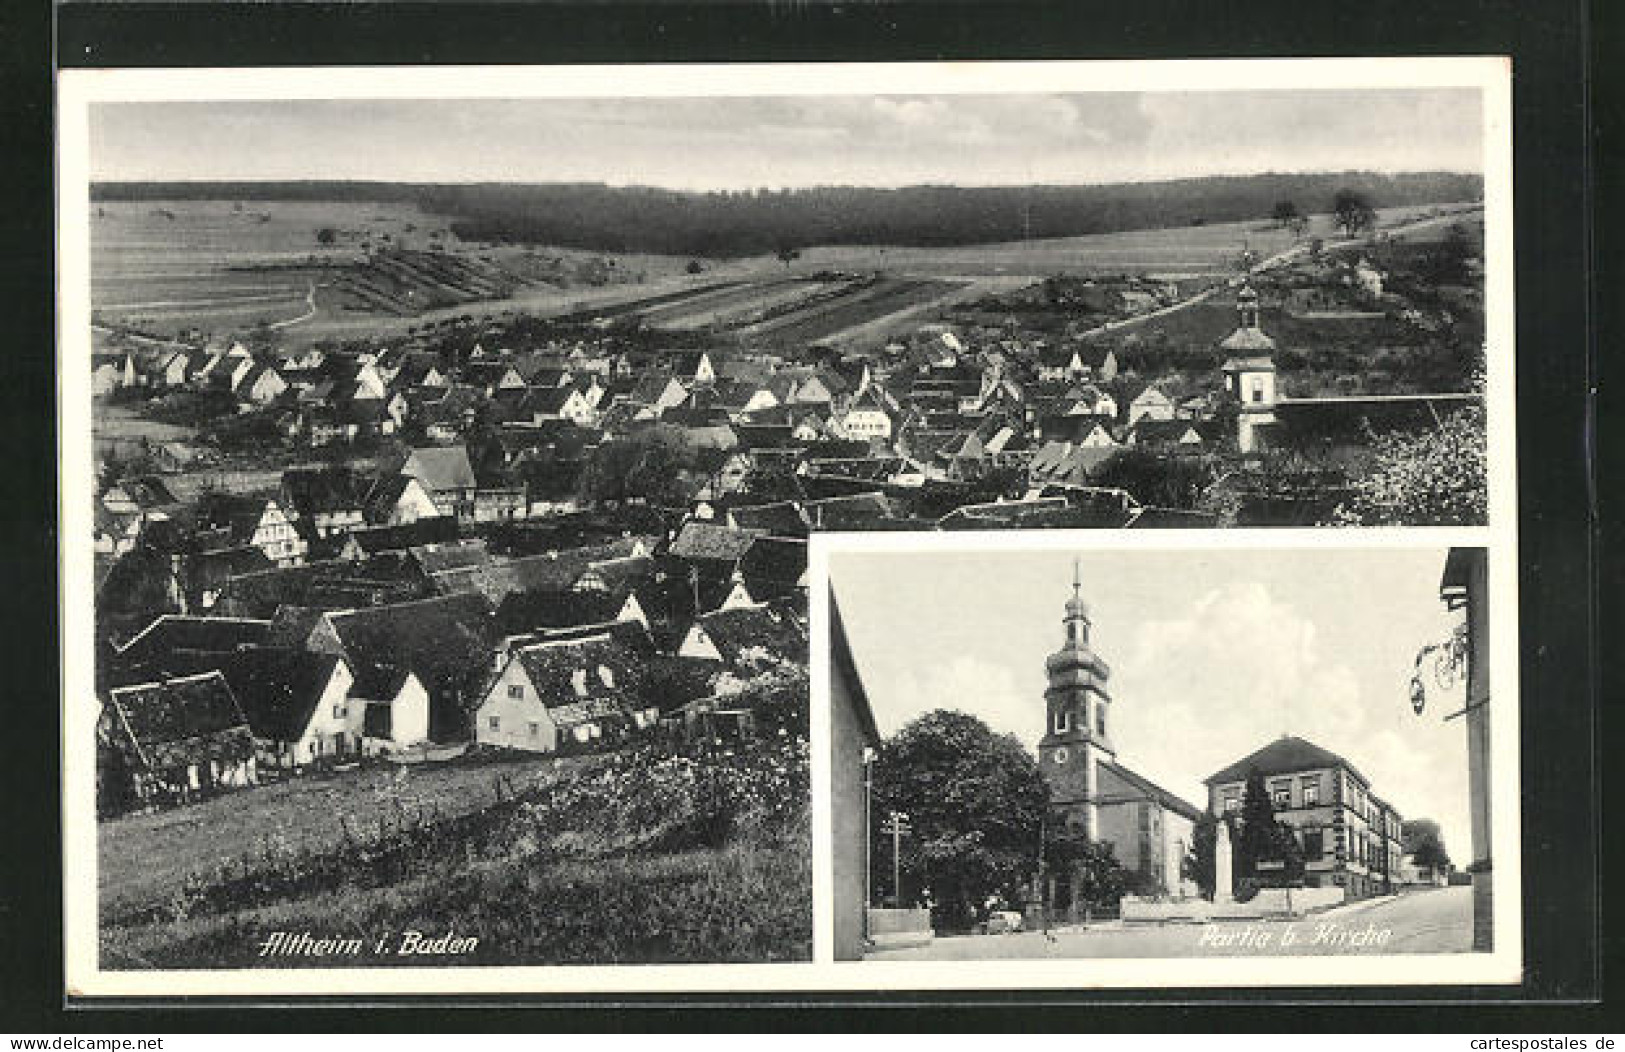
[865,885,1474,960]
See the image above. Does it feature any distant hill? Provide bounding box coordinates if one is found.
[92,172,1482,258]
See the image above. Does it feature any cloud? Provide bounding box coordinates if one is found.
[876,652,1039,749]
[1111,580,1369,808]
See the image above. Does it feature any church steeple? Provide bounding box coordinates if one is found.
[1038,559,1116,838]
[1219,282,1279,453]
[1063,558,1090,644]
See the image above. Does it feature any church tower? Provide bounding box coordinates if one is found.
[1038,559,1116,839]
[1218,283,1278,453]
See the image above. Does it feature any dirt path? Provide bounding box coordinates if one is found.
[268,281,320,330]
[1072,207,1483,340]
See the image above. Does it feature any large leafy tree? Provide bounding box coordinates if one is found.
[1332,188,1378,237]
[870,710,1050,929]
[578,425,699,508]
[1093,446,1218,510]
[1401,818,1452,875]
[1045,828,1133,911]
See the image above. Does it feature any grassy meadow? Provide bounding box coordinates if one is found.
[99,735,812,969]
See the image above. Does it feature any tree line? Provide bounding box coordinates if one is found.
[93,171,1482,258]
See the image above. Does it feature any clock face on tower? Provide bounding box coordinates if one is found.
[1052,747,1070,764]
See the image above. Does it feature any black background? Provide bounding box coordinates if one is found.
[3,0,1611,1031]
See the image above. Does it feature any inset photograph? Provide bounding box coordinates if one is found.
[827,544,1494,963]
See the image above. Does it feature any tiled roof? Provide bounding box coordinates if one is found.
[1098,759,1202,822]
[800,492,893,529]
[362,475,426,523]
[115,614,272,665]
[105,671,255,769]
[512,633,643,712]
[574,554,654,596]
[738,536,807,594]
[324,592,496,709]
[408,539,491,577]
[1204,735,1366,788]
[1130,419,1205,445]
[1218,326,1278,353]
[281,466,372,518]
[669,521,762,563]
[347,516,460,555]
[193,647,346,742]
[401,445,477,492]
[350,661,414,702]
[690,602,806,665]
[728,501,808,538]
[494,588,629,635]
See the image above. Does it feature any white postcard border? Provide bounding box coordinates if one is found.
[60,56,1517,996]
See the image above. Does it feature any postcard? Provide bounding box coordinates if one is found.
[58,56,1515,995]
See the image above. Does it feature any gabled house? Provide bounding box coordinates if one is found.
[155,350,192,387]
[667,520,763,575]
[362,474,441,526]
[1066,384,1118,419]
[90,355,129,397]
[209,647,361,767]
[837,385,899,442]
[464,362,526,398]
[630,373,690,415]
[399,445,479,520]
[353,662,432,756]
[1128,418,1208,448]
[280,466,370,539]
[194,493,306,566]
[234,363,288,405]
[1125,383,1177,426]
[307,592,497,741]
[523,385,596,427]
[1026,440,1120,489]
[677,601,806,668]
[1041,413,1120,447]
[666,351,717,386]
[100,671,257,809]
[475,633,649,753]
[1037,347,1093,383]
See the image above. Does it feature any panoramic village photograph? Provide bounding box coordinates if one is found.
[74,79,1496,971]
[826,545,1493,961]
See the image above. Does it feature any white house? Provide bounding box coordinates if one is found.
[364,474,444,526]
[214,650,362,768]
[1126,384,1177,426]
[354,664,432,756]
[526,386,597,427]
[1068,385,1119,419]
[840,387,897,440]
[474,634,648,754]
[236,364,289,405]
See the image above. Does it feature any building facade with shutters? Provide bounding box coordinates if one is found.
[1204,735,1405,899]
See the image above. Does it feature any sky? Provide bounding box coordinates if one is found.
[829,546,1476,861]
[89,89,1484,190]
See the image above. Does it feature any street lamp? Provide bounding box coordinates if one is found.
[880,810,912,908]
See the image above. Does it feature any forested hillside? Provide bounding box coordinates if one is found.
[93,171,1481,257]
